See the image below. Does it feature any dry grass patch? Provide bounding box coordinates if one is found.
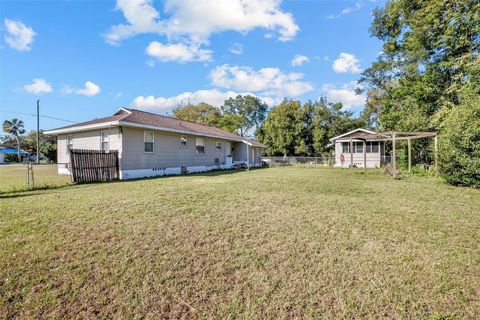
[1,167,479,319]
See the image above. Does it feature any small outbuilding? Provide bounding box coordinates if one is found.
[330,129,385,168]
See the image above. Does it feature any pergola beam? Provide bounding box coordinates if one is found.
[407,138,412,173]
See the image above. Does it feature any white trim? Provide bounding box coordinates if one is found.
[45,121,120,135]
[215,141,222,152]
[114,107,133,115]
[195,137,206,155]
[144,130,154,153]
[100,129,110,152]
[180,136,188,148]
[329,128,376,141]
[120,164,232,180]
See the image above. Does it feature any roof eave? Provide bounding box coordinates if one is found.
[118,121,245,142]
[44,121,121,135]
[329,128,376,141]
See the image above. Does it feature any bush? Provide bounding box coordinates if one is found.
[438,94,480,188]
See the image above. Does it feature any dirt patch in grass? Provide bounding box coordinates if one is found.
[1,167,479,318]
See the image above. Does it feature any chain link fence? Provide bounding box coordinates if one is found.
[0,163,71,193]
[261,156,334,166]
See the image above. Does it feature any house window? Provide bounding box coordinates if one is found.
[196,137,205,154]
[180,136,187,147]
[355,142,363,153]
[66,134,73,154]
[366,141,379,153]
[144,131,154,153]
[341,142,350,153]
[216,141,222,151]
[100,130,109,152]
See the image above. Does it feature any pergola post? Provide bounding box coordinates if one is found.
[363,140,367,173]
[407,138,412,173]
[350,138,353,169]
[246,145,250,171]
[392,131,397,178]
[434,134,438,177]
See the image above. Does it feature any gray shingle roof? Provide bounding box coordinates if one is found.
[47,108,266,147]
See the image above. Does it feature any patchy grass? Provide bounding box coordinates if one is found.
[1,167,479,319]
[0,164,71,193]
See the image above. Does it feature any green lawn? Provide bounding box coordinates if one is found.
[1,167,479,319]
[0,164,71,193]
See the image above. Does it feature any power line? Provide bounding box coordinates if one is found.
[0,110,78,124]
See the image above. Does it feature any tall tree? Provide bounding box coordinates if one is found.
[258,100,304,156]
[221,95,268,137]
[173,102,222,126]
[359,0,480,131]
[22,130,57,162]
[2,118,26,162]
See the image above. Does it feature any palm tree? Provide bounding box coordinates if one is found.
[3,118,26,162]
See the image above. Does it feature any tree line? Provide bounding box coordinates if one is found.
[2,119,57,162]
[173,0,479,187]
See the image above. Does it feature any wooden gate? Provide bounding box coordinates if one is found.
[69,149,119,183]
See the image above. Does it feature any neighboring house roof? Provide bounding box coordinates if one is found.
[45,108,266,147]
[0,147,29,155]
[329,128,376,141]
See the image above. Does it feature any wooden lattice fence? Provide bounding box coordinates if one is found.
[69,149,119,183]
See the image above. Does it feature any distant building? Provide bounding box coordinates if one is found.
[330,129,385,168]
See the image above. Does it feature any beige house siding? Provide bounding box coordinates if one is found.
[57,128,122,165]
[334,140,382,168]
[120,127,230,170]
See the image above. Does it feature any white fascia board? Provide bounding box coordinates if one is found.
[44,121,120,135]
[329,128,376,141]
[242,140,266,148]
[117,121,244,142]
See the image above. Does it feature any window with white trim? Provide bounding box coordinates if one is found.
[366,141,379,153]
[355,142,364,153]
[180,136,187,147]
[100,130,109,152]
[144,131,154,153]
[341,142,350,153]
[66,134,73,154]
[196,137,205,154]
[216,141,222,151]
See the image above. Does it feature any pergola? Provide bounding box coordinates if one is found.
[346,131,438,178]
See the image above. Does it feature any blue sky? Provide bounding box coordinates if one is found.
[1,0,385,132]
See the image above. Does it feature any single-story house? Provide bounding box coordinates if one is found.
[45,108,266,179]
[330,128,386,168]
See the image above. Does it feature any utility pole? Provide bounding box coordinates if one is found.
[36,100,40,164]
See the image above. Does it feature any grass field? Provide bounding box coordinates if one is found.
[1,167,479,319]
[0,164,71,193]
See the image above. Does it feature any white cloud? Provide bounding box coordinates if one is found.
[23,79,52,94]
[64,81,101,97]
[327,0,374,19]
[323,82,366,109]
[146,41,212,62]
[209,64,313,97]
[332,52,362,73]
[105,0,298,62]
[76,81,101,96]
[106,0,298,43]
[4,19,36,51]
[291,54,309,66]
[229,43,244,55]
[132,89,279,112]
[341,1,365,14]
